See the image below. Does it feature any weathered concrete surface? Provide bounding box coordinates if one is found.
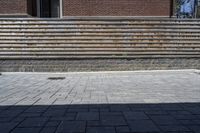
[1,58,200,72]
[0,70,200,133]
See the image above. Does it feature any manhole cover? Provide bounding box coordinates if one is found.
[48,77,65,80]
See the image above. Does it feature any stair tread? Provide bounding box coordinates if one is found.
[1,26,200,29]
[1,51,199,54]
[0,55,199,60]
[1,48,200,51]
[1,37,200,40]
[0,19,199,60]
[0,41,199,44]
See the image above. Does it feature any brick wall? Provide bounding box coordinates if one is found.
[63,0,172,17]
[0,0,172,17]
[0,0,28,16]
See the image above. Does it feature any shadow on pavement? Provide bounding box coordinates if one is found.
[0,103,200,133]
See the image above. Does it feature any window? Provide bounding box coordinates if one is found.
[37,0,61,18]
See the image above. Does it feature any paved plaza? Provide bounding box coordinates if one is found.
[0,70,200,133]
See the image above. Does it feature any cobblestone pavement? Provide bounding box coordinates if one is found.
[0,70,200,133]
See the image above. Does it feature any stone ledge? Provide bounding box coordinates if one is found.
[0,17,200,21]
[0,58,199,72]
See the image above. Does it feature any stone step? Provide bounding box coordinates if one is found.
[0,33,199,36]
[1,47,200,51]
[0,19,199,21]
[0,19,200,24]
[0,51,199,55]
[0,55,199,59]
[1,28,200,31]
[1,37,199,40]
[0,19,199,61]
[0,40,199,44]
[1,24,200,29]
[0,44,200,48]
[0,25,200,29]
[1,29,199,33]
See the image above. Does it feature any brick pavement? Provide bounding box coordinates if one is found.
[0,70,200,133]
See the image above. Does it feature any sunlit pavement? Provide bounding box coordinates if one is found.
[0,70,200,133]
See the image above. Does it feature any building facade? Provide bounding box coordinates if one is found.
[0,0,174,18]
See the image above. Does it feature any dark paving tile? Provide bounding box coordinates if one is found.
[128,120,160,132]
[76,112,99,120]
[190,120,200,125]
[89,106,108,112]
[145,110,168,115]
[188,125,200,133]
[100,114,127,126]
[172,114,199,120]
[48,106,69,110]
[88,113,127,127]
[159,125,191,132]
[160,104,183,111]
[67,108,88,112]
[181,103,200,108]
[0,122,18,133]
[43,109,66,117]
[11,128,41,133]
[116,126,130,133]
[99,108,110,112]
[0,110,24,117]
[168,110,192,115]
[89,108,99,112]
[0,106,9,111]
[51,116,75,121]
[12,117,26,123]
[89,105,110,109]
[57,121,86,133]
[67,106,89,113]
[179,120,200,125]
[19,112,42,117]
[8,106,29,111]
[185,107,200,115]
[0,117,14,122]
[87,127,115,133]
[51,113,77,121]
[40,127,57,133]
[45,121,61,127]
[100,112,122,116]
[110,105,131,112]
[18,117,49,127]
[150,115,180,125]
[123,111,149,120]
[130,105,154,111]
[25,106,48,113]
[87,121,102,126]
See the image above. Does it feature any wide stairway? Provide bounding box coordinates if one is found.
[0,18,200,71]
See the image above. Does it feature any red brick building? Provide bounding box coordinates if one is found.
[0,0,174,18]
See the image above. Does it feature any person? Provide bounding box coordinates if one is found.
[180,0,195,18]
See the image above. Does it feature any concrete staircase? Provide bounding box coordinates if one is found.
[0,18,200,71]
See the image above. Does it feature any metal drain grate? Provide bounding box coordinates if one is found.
[48,77,66,80]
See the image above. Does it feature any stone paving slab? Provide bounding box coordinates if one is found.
[0,70,200,133]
